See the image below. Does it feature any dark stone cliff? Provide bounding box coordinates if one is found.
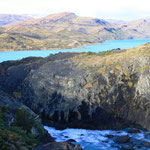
[1,44,150,132]
[0,54,82,150]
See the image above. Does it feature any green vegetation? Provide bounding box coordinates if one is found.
[13,92,21,98]
[99,50,112,56]
[86,51,93,55]
[13,107,36,132]
[0,106,45,150]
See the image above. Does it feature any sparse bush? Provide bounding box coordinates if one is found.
[86,51,93,55]
[0,106,44,150]
[13,92,21,98]
[12,107,34,133]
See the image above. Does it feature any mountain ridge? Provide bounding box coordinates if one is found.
[0,14,32,26]
[0,12,150,51]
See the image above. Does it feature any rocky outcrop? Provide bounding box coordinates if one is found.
[0,53,83,150]
[1,44,150,131]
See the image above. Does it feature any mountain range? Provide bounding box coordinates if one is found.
[0,12,150,51]
[0,14,32,26]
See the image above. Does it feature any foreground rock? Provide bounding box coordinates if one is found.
[1,43,150,131]
[128,128,141,134]
[115,135,130,143]
[121,145,134,150]
[33,141,82,150]
[142,141,150,148]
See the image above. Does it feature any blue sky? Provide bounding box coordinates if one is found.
[1,0,150,21]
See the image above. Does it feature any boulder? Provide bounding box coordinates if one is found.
[142,141,150,148]
[106,135,114,138]
[121,145,134,150]
[115,135,130,143]
[128,128,141,134]
[67,139,77,142]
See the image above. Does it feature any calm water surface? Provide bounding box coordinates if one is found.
[0,39,150,63]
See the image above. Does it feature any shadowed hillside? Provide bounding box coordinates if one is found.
[117,17,150,39]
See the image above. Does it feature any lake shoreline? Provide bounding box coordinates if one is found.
[0,39,150,63]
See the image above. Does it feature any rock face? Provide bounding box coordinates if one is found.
[1,43,150,131]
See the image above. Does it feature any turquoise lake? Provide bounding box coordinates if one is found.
[0,39,150,63]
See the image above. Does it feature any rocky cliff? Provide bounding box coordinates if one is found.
[1,43,150,132]
[0,55,82,150]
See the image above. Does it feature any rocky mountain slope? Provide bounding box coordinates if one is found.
[105,19,126,25]
[0,12,112,51]
[1,43,150,133]
[117,17,150,39]
[0,14,32,26]
[1,12,150,51]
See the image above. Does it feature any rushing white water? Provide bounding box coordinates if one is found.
[44,126,150,150]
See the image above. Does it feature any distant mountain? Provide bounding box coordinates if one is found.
[0,14,32,26]
[105,19,126,25]
[0,12,150,51]
[1,12,117,51]
[116,17,150,39]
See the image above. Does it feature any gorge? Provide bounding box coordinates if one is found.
[1,42,150,149]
